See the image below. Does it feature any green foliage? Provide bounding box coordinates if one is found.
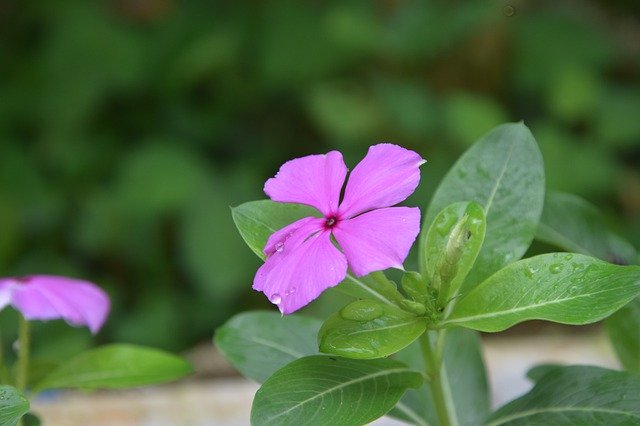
[215,311,322,383]
[33,344,193,391]
[250,355,422,426]
[423,123,545,292]
[0,386,29,426]
[2,0,639,354]
[318,300,426,359]
[606,298,640,373]
[391,329,489,426]
[537,191,637,263]
[421,201,486,305]
[445,253,640,332]
[487,366,640,425]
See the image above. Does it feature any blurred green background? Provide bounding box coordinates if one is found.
[0,0,639,356]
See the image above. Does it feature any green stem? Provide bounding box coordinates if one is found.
[16,316,30,392]
[420,332,459,426]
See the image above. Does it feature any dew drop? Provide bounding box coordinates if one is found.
[269,293,282,304]
[569,285,578,294]
[564,253,573,260]
[548,263,563,274]
[524,266,537,279]
[275,242,284,253]
[285,287,296,295]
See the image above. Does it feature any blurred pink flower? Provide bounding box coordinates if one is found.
[0,275,110,334]
[254,144,425,314]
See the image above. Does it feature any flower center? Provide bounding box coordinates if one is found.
[325,216,337,229]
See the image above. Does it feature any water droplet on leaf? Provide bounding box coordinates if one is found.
[275,242,284,253]
[564,253,573,260]
[548,263,563,274]
[524,266,538,278]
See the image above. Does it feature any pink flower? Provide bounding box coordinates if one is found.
[254,144,425,314]
[0,275,110,334]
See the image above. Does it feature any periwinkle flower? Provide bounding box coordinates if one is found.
[0,275,110,334]
[254,144,425,314]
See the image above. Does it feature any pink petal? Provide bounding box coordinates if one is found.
[332,207,421,277]
[263,216,320,258]
[253,221,348,314]
[338,144,425,218]
[264,151,347,216]
[1,275,110,334]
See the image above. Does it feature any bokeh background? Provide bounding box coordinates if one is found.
[1,0,639,359]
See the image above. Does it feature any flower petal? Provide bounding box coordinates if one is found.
[5,276,110,334]
[332,207,421,277]
[338,144,425,218]
[263,216,320,258]
[254,225,347,314]
[264,151,347,216]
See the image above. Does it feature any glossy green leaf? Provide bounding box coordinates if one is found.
[486,366,640,425]
[537,191,637,264]
[319,300,426,359]
[33,344,193,391]
[606,297,640,373]
[391,329,489,426]
[401,271,430,306]
[444,253,640,332]
[422,201,486,305]
[422,123,545,292]
[0,386,29,426]
[215,311,322,383]
[251,355,423,426]
[318,299,427,359]
[231,200,318,260]
[338,271,405,307]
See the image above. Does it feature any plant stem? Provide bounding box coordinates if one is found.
[420,332,459,426]
[16,315,30,392]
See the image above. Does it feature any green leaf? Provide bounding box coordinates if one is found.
[338,271,405,307]
[486,366,640,425]
[214,311,322,383]
[391,329,489,426]
[33,344,193,391]
[251,355,423,426]
[421,201,486,305]
[231,200,318,260]
[444,253,640,332]
[537,191,637,264]
[318,300,426,359]
[526,364,561,382]
[422,123,545,292]
[0,386,29,426]
[401,271,430,305]
[606,297,640,373]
